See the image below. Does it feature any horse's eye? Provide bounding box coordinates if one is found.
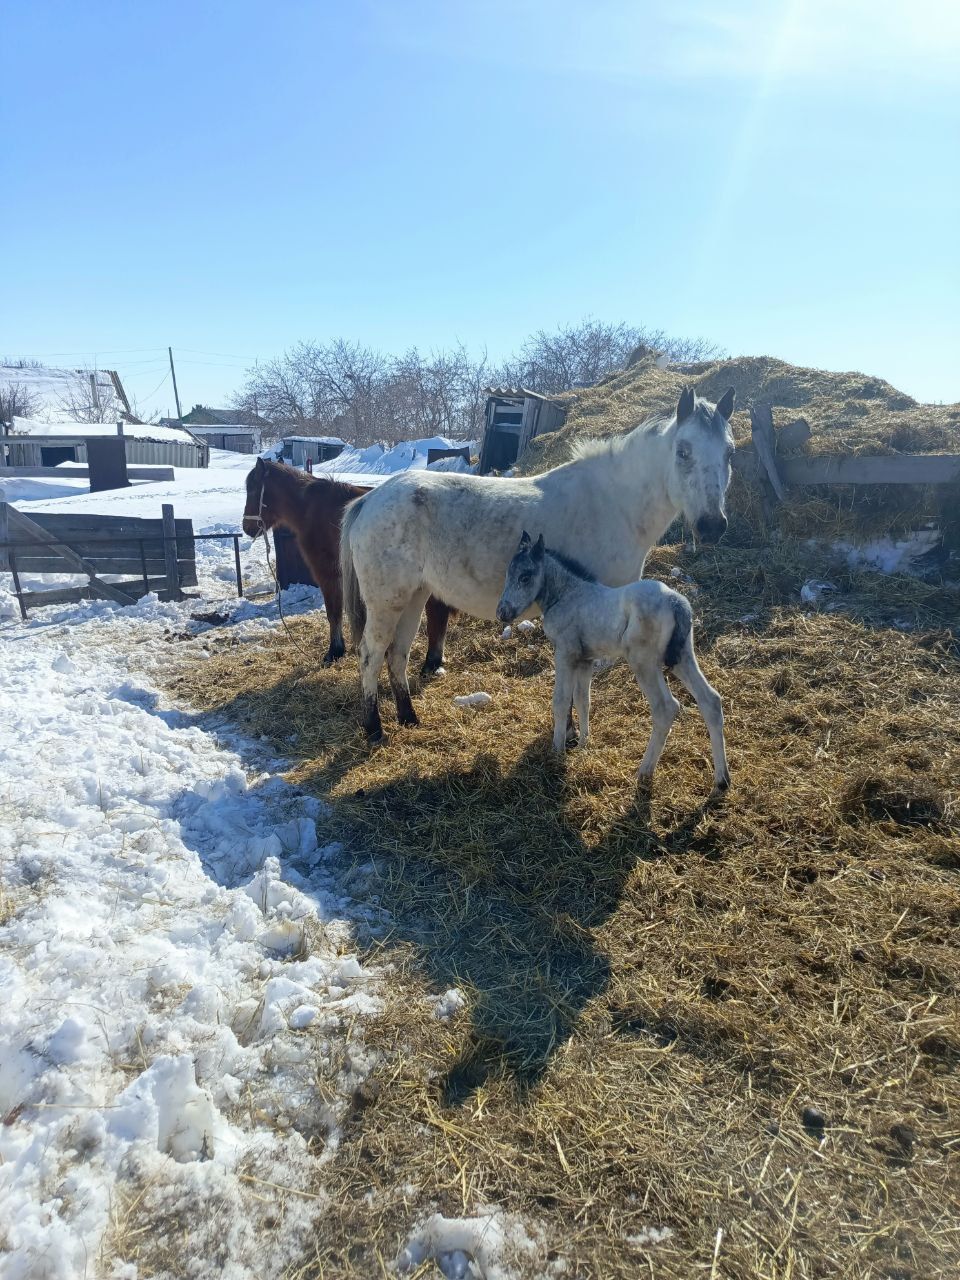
[677,444,691,462]
[519,573,532,585]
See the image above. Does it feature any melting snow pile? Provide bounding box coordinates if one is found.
[0,626,380,1278]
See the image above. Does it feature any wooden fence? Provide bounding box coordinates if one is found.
[0,502,197,618]
[733,407,960,500]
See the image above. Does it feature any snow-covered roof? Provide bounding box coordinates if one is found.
[9,416,197,446]
[185,423,258,436]
[284,435,346,446]
[0,365,128,422]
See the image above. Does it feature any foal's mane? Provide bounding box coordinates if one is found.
[546,549,596,582]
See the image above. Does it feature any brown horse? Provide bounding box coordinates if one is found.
[242,458,453,669]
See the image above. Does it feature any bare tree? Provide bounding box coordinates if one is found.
[494,319,723,394]
[55,371,122,423]
[0,380,42,424]
[229,318,720,449]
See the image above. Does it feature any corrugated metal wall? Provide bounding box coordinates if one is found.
[4,437,204,468]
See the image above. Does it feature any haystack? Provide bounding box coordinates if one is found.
[520,354,960,544]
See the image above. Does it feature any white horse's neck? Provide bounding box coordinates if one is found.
[540,420,679,561]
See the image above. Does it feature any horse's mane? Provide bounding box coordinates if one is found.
[564,397,725,466]
[262,459,363,496]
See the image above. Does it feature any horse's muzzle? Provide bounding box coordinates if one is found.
[496,603,515,624]
[695,513,727,543]
[242,518,263,539]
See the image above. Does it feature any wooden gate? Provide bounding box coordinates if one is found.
[0,502,197,618]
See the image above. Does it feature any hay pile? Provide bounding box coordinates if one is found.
[519,355,960,545]
[168,543,960,1280]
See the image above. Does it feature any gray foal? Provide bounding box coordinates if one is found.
[496,532,730,790]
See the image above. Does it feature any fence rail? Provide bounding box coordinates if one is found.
[734,407,960,497]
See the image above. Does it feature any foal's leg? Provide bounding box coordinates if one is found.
[631,658,681,780]
[672,644,730,790]
[421,598,451,676]
[573,664,592,747]
[358,605,404,743]
[386,590,429,727]
[552,659,576,754]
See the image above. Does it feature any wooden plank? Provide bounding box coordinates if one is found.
[6,556,186,577]
[12,577,192,610]
[778,454,960,486]
[15,516,191,540]
[750,405,786,501]
[161,504,182,599]
[0,466,176,481]
[1,506,138,605]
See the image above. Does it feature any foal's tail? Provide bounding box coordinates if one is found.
[339,495,367,648]
[663,592,693,668]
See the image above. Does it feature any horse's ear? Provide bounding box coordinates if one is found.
[676,386,695,423]
[254,457,265,475]
[715,387,735,421]
[519,530,531,548]
[533,534,545,560]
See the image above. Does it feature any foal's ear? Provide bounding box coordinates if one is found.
[519,529,532,548]
[254,457,265,475]
[676,386,695,423]
[715,387,735,421]
[533,533,545,559]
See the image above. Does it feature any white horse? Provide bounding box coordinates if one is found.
[341,386,735,741]
[496,531,730,790]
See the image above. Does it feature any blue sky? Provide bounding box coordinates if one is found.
[3,0,958,416]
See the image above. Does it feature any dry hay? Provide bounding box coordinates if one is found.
[167,546,960,1280]
[519,355,960,544]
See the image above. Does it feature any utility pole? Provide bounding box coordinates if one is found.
[168,347,183,423]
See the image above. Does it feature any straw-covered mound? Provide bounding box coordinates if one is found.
[520,355,960,543]
[166,540,960,1280]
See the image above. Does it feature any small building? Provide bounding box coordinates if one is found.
[180,423,261,454]
[1,417,208,469]
[478,388,568,474]
[280,436,346,468]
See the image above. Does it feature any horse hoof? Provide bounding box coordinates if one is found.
[366,730,386,747]
[398,710,420,728]
[420,659,445,678]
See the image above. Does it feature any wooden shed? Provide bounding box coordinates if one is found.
[183,424,261,454]
[478,388,568,474]
[281,436,346,468]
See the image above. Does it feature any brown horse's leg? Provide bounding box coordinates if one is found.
[319,572,345,666]
[421,598,453,676]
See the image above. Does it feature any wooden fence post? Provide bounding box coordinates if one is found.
[750,404,786,501]
[161,503,182,599]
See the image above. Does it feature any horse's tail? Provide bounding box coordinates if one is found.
[663,592,693,669]
[339,495,367,648]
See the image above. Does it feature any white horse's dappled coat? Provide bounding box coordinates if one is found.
[341,387,735,740]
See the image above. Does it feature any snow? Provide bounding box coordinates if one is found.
[0,366,122,423]
[0,435,545,1276]
[396,1210,551,1279]
[314,434,475,485]
[0,615,386,1277]
[453,692,493,709]
[11,415,196,445]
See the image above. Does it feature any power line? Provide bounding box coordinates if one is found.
[138,369,171,403]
